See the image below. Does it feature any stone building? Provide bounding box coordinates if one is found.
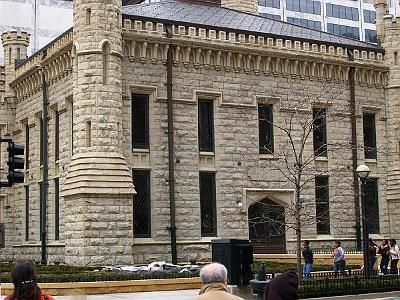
[0,0,398,265]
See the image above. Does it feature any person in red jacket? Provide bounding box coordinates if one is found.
[5,262,55,300]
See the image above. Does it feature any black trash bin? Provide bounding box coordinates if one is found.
[211,239,253,285]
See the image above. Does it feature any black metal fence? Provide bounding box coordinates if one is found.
[266,269,364,280]
[299,274,400,298]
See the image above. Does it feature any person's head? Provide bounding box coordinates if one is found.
[390,239,396,246]
[264,271,299,300]
[303,240,310,248]
[383,239,389,245]
[199,263,228,287]
[10,262,41,300]
[334,240,341,248]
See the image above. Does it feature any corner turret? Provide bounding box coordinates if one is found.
[1,31,30,99]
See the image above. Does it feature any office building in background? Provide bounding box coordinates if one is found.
[0,0,73,64]
[259,0,400,43]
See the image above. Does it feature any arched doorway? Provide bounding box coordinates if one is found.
[248,198,286,254]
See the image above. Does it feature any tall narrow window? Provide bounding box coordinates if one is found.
[86,8,91,25]
[258,103,274,154]
[25,185,29,241]
[315,176,330,235]
[40,117,44,166]
[102,43,110,84]
[363,113,377,159]
[132,94,149,149]
[198,99,214,152]
[39,182,43,240]
[25,124,29,169]
[200,172,217,237]
[365,178,379,234]
[54,178,60,240]
[132,170,151,237]
[16,47,20,60]
[395,52,398,65]
[8,48,11,64]
[86,120,91,147]
[313,108,327,157]
[70,99,74,154]
[55,111,59,162]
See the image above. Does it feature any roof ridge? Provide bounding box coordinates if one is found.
[122,0,382,51]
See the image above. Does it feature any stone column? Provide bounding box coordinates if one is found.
[62,0,135,265]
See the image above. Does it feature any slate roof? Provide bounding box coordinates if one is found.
[122,0,383,52]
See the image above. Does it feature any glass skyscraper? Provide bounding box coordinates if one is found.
[259,0,400,43]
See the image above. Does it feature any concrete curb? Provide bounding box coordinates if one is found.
[306,291,400,300]
[0,278,202,296]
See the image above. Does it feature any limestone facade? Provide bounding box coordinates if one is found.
[0,0,398,264]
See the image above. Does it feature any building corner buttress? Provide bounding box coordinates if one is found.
[375,0,400,239]
[62,0,135,265]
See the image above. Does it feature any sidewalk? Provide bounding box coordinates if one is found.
[1,289,399,300]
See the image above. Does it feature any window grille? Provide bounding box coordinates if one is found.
[315,176,330,235]
[132,170,151,237]
[200,172,217,237]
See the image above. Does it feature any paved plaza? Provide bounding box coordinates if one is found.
[2,289,400,300]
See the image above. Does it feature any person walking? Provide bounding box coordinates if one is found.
[5,262,55,300]
[378,239,390,275]
[389,239,399,275]
[191,263,244,300]
[368,238,378,276]
[302,240,313,279]
[332,240,346,277]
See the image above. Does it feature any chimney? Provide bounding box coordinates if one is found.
[220,0,258,14]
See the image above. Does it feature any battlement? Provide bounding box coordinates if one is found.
[1,31,30,47]
[383,14,400,29]
[122,19,385,65]
[15,28,73,79]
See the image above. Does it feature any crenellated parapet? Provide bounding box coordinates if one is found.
[1,31,30,99]
[122,19,388,87]
[9,30,73,103]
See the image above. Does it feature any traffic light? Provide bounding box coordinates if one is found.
[7,141,25,185]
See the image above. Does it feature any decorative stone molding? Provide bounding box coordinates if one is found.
[199,152,216,171]
[122,20,388,87]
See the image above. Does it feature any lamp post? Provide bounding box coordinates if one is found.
[356,164,370,277]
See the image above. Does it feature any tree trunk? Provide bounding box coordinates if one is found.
[295,184,302,282]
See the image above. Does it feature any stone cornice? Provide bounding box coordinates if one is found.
[122,20,389,87]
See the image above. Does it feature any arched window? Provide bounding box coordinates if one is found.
[102,42,110,84]
[86,8,91,25]
[16,47,20,60]
[8,48,11,65]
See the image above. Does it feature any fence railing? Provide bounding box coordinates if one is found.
[265,269,364,280]
[299,274,400,298]
[285,249,363,255]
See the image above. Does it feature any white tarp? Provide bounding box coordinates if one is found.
[0,0,73,64]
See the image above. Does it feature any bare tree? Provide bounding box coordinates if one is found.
[248,77,353,279]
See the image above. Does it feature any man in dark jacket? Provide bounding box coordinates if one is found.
[264,271,299,300]
[302,240,313,278]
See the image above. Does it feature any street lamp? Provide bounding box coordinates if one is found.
[356,164,370,277]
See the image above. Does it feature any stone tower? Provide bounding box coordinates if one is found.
[0,31,29,260]
[375,0,400,239]
[1,31,30,99]
[63,0,135,265]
